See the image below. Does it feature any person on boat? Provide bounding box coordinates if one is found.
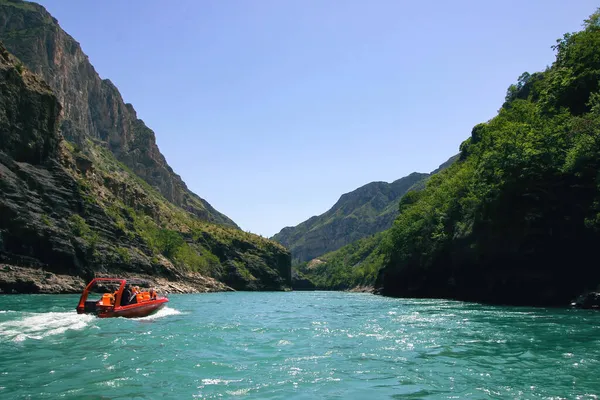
[121,284,136,306]
[129,285,138,304]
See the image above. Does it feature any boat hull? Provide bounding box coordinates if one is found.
[97,298,168,318]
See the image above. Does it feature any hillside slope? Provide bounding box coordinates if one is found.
[376,10,600,305]
[296,12,600,304]
[0,8,291,293]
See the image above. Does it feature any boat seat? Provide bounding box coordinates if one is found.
[136,292,151,302]
[100,293,114,306]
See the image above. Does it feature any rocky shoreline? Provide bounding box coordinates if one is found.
[346,285,375,293]
[0,264,234,295]
[3,264,598,312]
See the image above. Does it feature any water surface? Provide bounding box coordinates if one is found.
[1,292,599,399]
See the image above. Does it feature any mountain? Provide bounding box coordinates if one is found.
[273,172,426,264]
[0,2,290,293]
[294,231,386,291]
[291,157,458,290]
[273,157,457,264]
[375,10,600,305]
[0,0,235,227]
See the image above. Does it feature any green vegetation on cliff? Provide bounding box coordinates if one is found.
[296,11,600,306]
[70,138,291,290]
[296,232,386,290]
[377,11,600,305]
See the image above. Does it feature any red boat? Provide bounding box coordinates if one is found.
[76,278,168,318]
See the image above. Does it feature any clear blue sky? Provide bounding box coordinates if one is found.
[35,0,598,237]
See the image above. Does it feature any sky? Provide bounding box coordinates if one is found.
[35,0,599,237]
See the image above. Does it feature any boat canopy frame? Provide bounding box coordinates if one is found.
[78,278,128,308]
[76,277,168,318]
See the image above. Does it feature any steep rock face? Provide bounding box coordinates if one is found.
[0,42,290,293]
[0,40,58,164]
[0,41,79,276]
[0,40,99,277]
[0,42,220,292]
[0,0,236,227]
[273,172,428,264]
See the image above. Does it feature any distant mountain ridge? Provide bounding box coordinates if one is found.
[0,0,235,227]
[293,156,460,290]
[273,156,457,264]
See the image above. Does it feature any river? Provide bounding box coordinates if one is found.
[1,292,599,399]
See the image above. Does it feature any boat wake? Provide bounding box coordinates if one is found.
[0,311,95,342]
[137,306,181,321]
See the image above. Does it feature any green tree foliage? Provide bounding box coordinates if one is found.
[156,229,184,258]
[68,214,91,237]
[296,232,387,289]
[377,10,600,305]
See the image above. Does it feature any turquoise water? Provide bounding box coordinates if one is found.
[1,292,600,399]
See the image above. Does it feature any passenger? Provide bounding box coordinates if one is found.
[121,284,136,306]
[129,286,138,304]
[150,288,157,300]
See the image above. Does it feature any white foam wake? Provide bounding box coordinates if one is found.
[0,311,95,342]
[136,306,181,321]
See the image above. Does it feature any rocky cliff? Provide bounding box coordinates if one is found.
[0,21,290,293]
[0,0,235,227]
